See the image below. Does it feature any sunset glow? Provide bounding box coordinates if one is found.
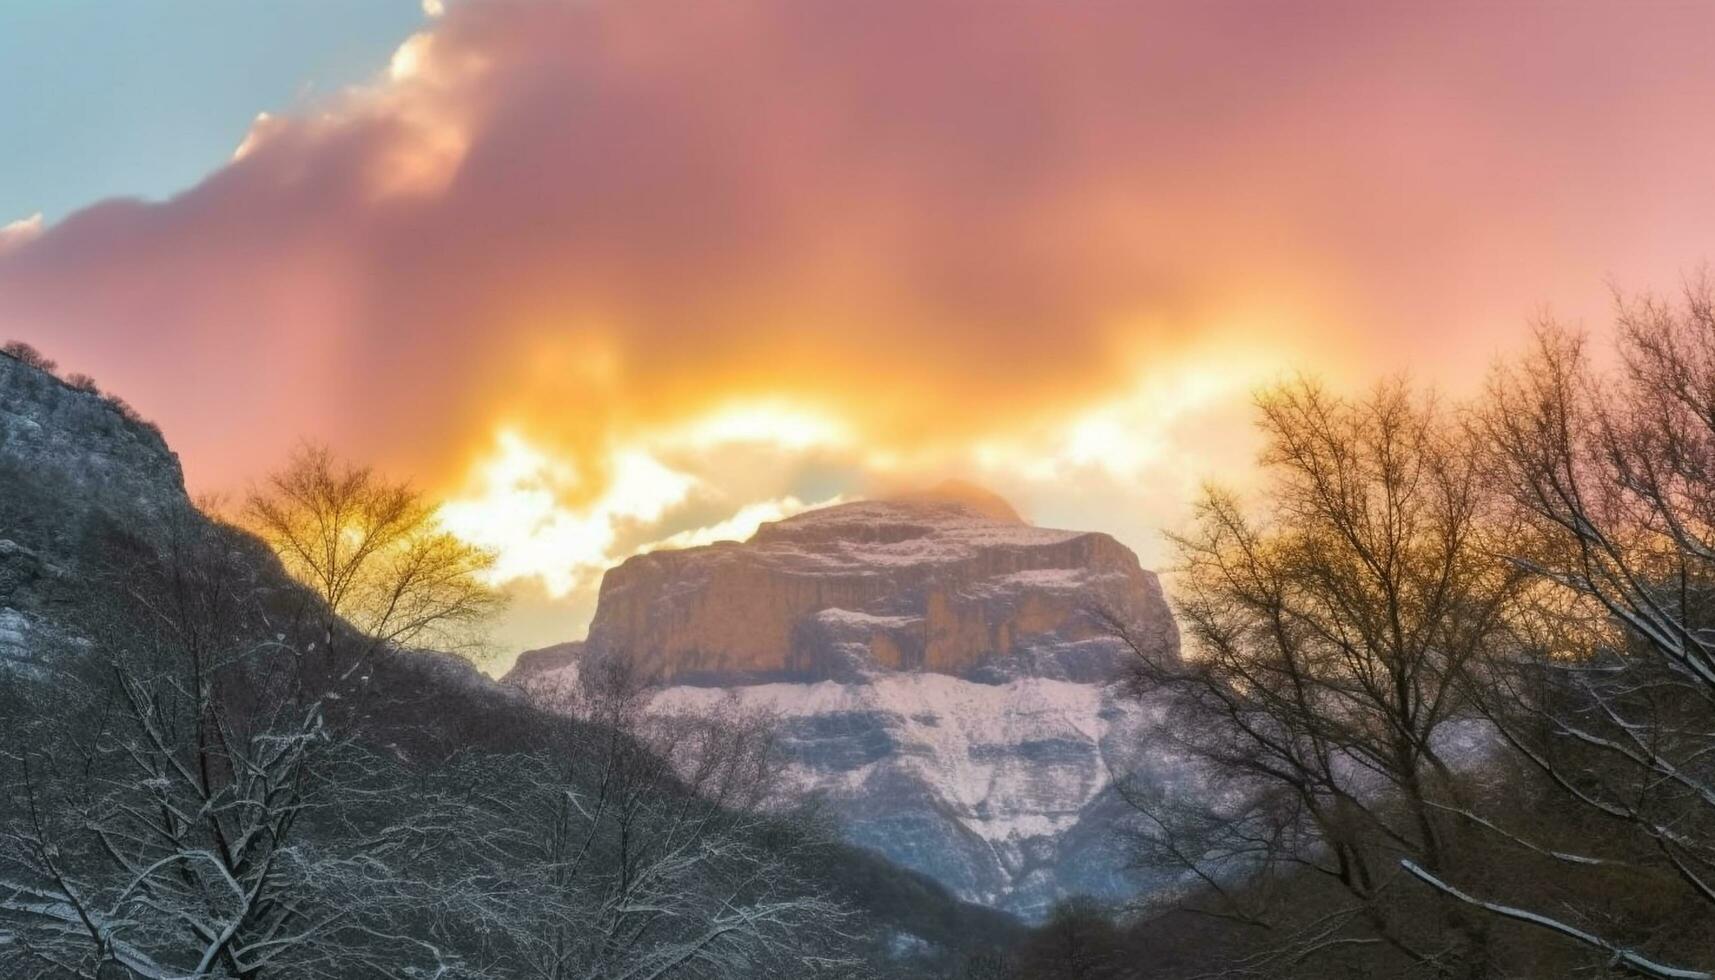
[10,4,1715,963]
[437,430,695,597]
[6,0,1715,653]
[434,403,853,599]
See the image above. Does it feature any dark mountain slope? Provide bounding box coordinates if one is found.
[0,348,1020,977]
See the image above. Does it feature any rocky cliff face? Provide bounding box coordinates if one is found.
[0,352,188,669]
[515,485,1184,918]
[587,482,1175,684]
[0,352,185,513]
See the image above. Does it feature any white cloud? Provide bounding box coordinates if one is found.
[639,494,844,553]
[389,32,434,81]
[231,112,275,161]
[436,430,699,597]
[0,213,44,253]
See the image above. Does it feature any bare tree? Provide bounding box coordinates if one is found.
[1423,286,1715,978]
[0,511,465,979]
[1008,898,1125,980]
[1116,379,1524,977]
[242,444,503,680]
[452,659,869,980]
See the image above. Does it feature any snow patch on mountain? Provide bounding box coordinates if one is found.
[515,485,1183,917]
[526,655,1183,916]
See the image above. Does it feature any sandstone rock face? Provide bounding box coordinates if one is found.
[517,484,1184,918]
[586,483,1175,684]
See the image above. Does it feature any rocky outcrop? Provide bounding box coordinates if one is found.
[586,482,1176,684]
[0,352,187,668]
[0,352,184,514]
[516,484,1183,918]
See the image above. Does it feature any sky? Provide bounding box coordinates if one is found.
[0,1,425,222]
[4,0,1715,662]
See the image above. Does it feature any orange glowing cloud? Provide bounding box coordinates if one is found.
[4,0,1715,652]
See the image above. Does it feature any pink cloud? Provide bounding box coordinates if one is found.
[3,0,1713,501]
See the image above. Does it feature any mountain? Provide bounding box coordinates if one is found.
[0,355,183,510]
[584,480,1171,686]
[1,353,189,669]
[511,484,1183,918]
[0,350,1022,975]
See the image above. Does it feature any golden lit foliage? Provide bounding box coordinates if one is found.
[245,444,505,655]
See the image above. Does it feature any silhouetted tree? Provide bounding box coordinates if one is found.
[1115,379,1522,977]
[1415,284,1715,978]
